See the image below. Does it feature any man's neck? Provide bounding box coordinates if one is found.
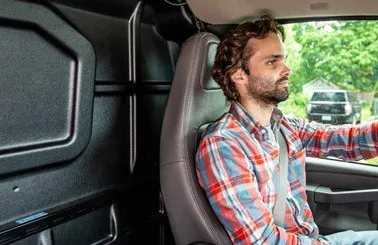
[238,97,274,127]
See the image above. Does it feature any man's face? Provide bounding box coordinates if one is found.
[244,32,291,105]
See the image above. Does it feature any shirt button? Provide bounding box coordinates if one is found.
[261,129,266,133]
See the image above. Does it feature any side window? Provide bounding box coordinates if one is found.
[279,20,378,166]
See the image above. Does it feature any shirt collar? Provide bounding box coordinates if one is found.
[229,101,283,140]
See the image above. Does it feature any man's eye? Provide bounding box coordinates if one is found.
[267,60,275,65]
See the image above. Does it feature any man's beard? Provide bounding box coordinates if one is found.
[247,74,289,106]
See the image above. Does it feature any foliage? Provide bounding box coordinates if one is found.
[284,21,378,94]
[366,157,378,165]
[278,93,308,118]
[373,81,378,98]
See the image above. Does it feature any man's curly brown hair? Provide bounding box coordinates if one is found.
[212,15,285,101]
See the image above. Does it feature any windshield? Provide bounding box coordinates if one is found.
[311,92,346,102]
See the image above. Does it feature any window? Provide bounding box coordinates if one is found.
[279,20,378,165]
[311,91,346,102]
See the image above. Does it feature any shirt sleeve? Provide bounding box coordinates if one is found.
[288,118,378,160]
[196,136,326,245]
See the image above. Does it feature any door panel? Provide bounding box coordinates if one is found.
[306,157,378,234]
[0,0,95,175]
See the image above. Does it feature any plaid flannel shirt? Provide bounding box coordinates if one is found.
[196,101,378,244]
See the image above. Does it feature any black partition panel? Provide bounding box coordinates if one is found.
[0,0,95,175]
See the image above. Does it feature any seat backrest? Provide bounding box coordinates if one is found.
[160,32,231,245]
[160,32,231,244]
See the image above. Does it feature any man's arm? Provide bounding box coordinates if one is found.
[288,118,378,161]
[196,136,325,245]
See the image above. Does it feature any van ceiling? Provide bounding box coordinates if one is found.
[187,0,378,24]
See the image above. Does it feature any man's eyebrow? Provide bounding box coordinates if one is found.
[264,54,288,60]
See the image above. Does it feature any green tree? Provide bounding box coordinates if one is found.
[285,21,378,93]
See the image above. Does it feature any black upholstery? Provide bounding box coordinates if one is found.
[160,32,231,245]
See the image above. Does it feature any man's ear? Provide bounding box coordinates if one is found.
[230,68,247,85]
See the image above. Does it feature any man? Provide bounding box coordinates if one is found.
[196,15,378,244]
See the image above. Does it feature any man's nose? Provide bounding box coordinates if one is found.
[281,63,292,77]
